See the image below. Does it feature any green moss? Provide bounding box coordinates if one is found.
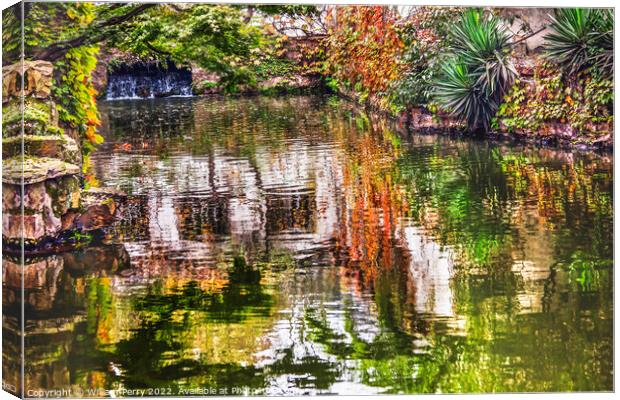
[2,99,64,138]
[2,99,51,125]
[3,134,65,144]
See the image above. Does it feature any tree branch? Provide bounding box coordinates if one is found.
[144,41,171,56]
[31,4,156,61]
[510,26,547,47]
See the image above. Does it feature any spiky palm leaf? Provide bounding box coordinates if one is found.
[434,9,515,132]
[545,8,613,76]
[591,8,614,77]
[434,60,498,132]
[450,9,516,94]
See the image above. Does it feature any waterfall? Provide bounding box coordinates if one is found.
[106,60,193,100]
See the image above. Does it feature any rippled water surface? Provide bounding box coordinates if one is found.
[5,95,613,395]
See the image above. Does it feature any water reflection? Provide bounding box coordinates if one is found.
[7,95,612,395]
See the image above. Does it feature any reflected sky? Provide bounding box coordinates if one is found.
[4,95,612,396]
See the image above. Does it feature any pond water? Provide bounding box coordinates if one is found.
[6,95,613,395]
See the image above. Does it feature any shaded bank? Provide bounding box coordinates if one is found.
[320,7,613,149]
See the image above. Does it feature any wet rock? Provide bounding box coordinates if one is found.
[3,184,125,250]
[61,210,80,231]
[136,85,151,98]
[154,87,182,97]
[76,187,126,231]
[75,204,118,231]
[46,176,81,216]
[2,182,20,210]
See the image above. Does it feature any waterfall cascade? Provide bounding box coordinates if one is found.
[106,60,193,100]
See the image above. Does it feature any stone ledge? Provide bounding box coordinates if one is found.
[3,135,81,164]
[2,156,80,185]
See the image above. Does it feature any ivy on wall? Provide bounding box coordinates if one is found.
[495,60,613,135]
[50,5,103,174]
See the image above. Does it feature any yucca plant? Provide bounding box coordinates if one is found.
[545,8,614,77]
[450,9,516,94]
[434,9,516,132]
[434,60,499,132]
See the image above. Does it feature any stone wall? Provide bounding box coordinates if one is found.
[497,8,555,55]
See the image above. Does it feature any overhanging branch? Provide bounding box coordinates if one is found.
[31,4,157,61]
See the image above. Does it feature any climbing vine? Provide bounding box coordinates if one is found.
[495,59,613,135]
[53,46,102,145]
[46,4,103,175]
[7,3,105,171]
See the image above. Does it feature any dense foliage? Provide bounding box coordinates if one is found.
[496,8,613,138]
[106,5,262,92]
[324,6,404,100]
[495,60,613,135]
[388,7,461,109]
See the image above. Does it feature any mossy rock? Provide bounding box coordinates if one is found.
[2,98,62,138]
[45,175,81,217]
[2,156,80,185]
[3,134,81,164]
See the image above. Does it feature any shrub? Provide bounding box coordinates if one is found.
[250,56,298,81]
[388,7,462,108]
[435,60,499,131]
[324,6,404,95]
[219,66,257,94]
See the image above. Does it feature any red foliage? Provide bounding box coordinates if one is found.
[325,6,404,94]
